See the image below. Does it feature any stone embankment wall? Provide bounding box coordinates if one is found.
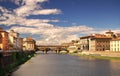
[81,51,120,57]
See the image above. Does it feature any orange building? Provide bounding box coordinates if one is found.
[0,34,2,50]
[0,28,9,51]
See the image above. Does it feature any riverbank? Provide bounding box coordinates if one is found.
[69,51,120,60]
[0,51,35,76]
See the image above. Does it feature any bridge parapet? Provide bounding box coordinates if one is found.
[36,45,68,54]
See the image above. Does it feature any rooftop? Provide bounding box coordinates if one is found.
[105,30,114,34]
[80,34,112,39]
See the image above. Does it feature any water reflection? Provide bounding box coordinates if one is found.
[77,57,110,76]
[78,56,120,76]
[109,60,120,76]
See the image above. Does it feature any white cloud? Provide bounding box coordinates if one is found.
[114,30,120,33]
[97,29,120,34]
[10,25,94,45]
[0,0,98,45]
[10,26,40,34]
[0,6,9,13]
[20,19,59,27]
[0,0,61,26]
[14,5,38,17]
[0,6,60,26]
[0,4,94,45]
[14,0,60,17]
[66,26,93,33]
[0,6,20,25]
[32,9,62,15]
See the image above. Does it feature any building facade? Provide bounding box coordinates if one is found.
[9,30,20,50]
[0,28,9,51]
[89,36,112,51]
[23,37,36,51]
[80,36,93,51]
[80,34,112,51]
[19,37,23,50]
[110,39,120,52]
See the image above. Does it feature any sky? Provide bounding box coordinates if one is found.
[0,0,120,45]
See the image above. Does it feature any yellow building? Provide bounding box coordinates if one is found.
[110,38,120,52]
[61,40,81,53]
[105,30,114,37]
[23,37,36,51]
[8,30,20,50]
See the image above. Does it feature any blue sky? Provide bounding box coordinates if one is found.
[0,0,120,45]
[46,0,120,28]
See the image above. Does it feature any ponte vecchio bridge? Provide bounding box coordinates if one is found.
[37,45,69,54]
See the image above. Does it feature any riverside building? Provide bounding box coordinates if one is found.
[9,30,21,50]
[0,28,9,51]
[80,34,112,51]
[110,38,120,52]
[23,37,36,51]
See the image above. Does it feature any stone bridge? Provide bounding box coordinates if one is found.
[37,45,68,54]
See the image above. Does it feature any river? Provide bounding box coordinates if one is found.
[11,52,120,76]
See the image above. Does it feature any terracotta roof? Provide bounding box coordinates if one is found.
[80,34,112,39]
[94,36,112,39]
[0,31,8,34]
[25,39,35,42]
[80,36,94,39]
